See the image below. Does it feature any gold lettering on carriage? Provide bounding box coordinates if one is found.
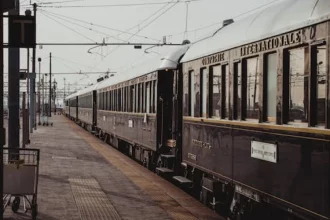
[241,30,302,56]
[202,52,225,66]
[192,139,212,149]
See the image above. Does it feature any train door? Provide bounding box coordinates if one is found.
[172,67,183,170]
[92,90,97,130]
[154,69,176,171]
[156,70,174,151]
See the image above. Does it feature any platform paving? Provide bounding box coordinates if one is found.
[4,115,222,220]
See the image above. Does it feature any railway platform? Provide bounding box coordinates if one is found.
[4,115,222,220]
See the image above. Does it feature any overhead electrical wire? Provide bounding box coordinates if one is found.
[38,9,160,42]
[52,55,103,71]
[40,9,129,43]
[35,0,203,8]
[91,0,180,69]
[40,11,96,42]
[167,0,281,37]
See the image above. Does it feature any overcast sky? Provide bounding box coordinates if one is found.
[3,0,280,100]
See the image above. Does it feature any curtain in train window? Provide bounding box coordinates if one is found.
[146,82,151,114]
[266,53,277,122]
[201,68,208,117]
[211,65,221,118]
[246,57,259,119]
[189,70,195,117]
[316,45,326,126]
[289,47,308,123]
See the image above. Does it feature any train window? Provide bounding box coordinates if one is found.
[224,65,229,118]
[100,93,102,110]
[129,86,133,112]
[123,87,126,112]
[126,87,128,112]
[122,88,125,112]
[315,45,326,126]
[289,47,308,124]
[266,53,277,122]
[245,57,259,120]
[112,90,114,111]
[234,62,242,120]
[154,80,158,113]
[105,91,108,110]
[189,70,195,117]
[150,81,154,113]
[126,87,129,112]
[201,68,208,117]
[141,83,145,113]
[118,89,122,111]
[146,82,151,113]
[211,65,221,118]
[135,84,139,112]
[114,90,117,111]
[107,91,110,110]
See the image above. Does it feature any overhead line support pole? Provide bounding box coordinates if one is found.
[31,3,37,131]
[8,0,20,151]
[0,0,4,218]
[49,52,52,117]
[4,43,183,47]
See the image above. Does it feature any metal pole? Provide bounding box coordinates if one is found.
[22,92,26,148]
[8,0,20,150]
[31,3,37,131]
[26,48,30,139]
[64,78,66,99]
[53,79,56,114]
[42,75,45,116]
[0,0,5,218]
[38,58,41,125]
[49,53,52,117]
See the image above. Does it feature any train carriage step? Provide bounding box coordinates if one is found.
[160,154,175,159]
[156,167,174,174]
[173,176,193,185]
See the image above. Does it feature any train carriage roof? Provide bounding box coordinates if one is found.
[181,0,330,63]
[65,45,189,99]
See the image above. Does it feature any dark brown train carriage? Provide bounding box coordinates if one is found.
[175,0,330,219]
[65,94,78,121]
[94,46,188,168]
[76,90,94,131]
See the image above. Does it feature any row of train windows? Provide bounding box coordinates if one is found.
[188,44,327,127]
[79,95,93,108]
[69,100,77,107]
[98,81,157,114]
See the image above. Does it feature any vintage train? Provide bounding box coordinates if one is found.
[64,0,330,219]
